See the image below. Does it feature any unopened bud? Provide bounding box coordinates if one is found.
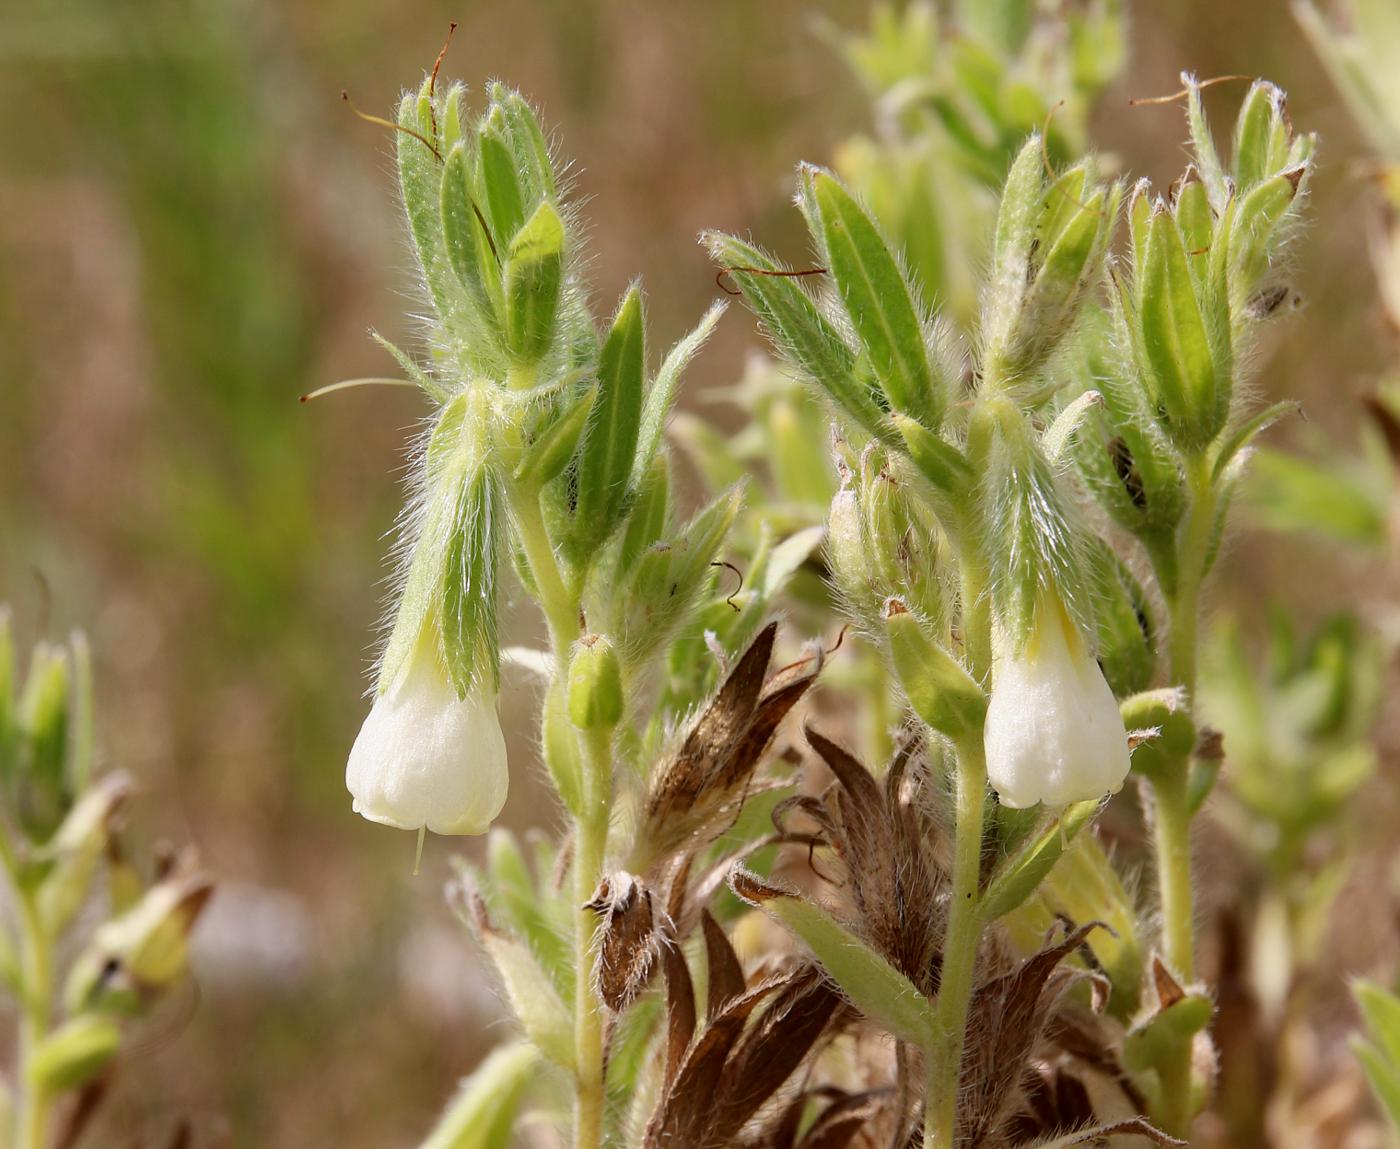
[567,636,623,730]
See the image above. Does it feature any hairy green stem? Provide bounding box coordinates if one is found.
[925,738,988,1149]
[13,876,53,1149]
[573,726,612,1149]
[1147,452,1217,1136]
[511,482,578,648]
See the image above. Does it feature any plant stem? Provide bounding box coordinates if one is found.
[510,482,578,648]
[1147,453,1216,1137]
[14,881,53,1149]
[572,726,612,1149]
[925,738,988,1149]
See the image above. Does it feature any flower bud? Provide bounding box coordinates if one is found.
[567,635,623,731]
[347,633,508,836]
[984,596,1130,809]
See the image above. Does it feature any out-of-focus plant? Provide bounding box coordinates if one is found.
[1353,980,1400,1140]
[820,0,1124,330]
[0,608,211,1149]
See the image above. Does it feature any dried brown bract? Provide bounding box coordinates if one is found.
[631,621,824,891]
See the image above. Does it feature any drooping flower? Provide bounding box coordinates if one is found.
[984,596,1130,809]
[346,633,507,836]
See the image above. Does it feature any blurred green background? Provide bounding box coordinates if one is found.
[0,1,1391,1145]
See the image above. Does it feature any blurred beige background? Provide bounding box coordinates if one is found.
[0,1,1390,1145]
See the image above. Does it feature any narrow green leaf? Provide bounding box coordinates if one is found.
[1232,81,1287,189]
[478,124,526,249]
[891,413,972,497]
[417,1041,540,1149]
[1355,1039,1400,1130]
[574,285,646,553]
[398,91,460,325]
[476,920,575,1069]
[514,387,597,487]
[494,85,556,202]
[613,455,671,584]
[487,830,572,995]
[440,142,501,324]
[980,800,1100,921]
[1141,208,1219,445]
[812,171,940,427]
[441,464,502,695]
[701,232,892,442]
[504,200,565,365]
[1213,400,1299,481]
[1356,981,1400,1072]
[731,871,936,1047]
[632,300,726,489]
[983,135,1045,359]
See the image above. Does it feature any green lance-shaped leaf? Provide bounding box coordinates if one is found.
[441,142,503,330]
[1355,981,1400,1073]
[17,643,71,839]
[490,83,557,204]
[478,111,527,249]
[701,232,891,442]
[1088,539,1156,697]
[1041,834,1145,1018]
[573,285,646,556]
[441,461,502,697]
[469,894,575,1069]
[730,870,936,1048]
[980,800,1100,921]
[810,170,943,428]
[892,413,972,502]
[1183,73,1229,211]
[1139,206,1223,448]
[622,483,743,663]
[613,454,671,585]
[418,1040,541,1149]
[1229,165,1306,299]
[885,600,986,740]
[513,386,597,487]
[1001,171,1121,377]
[1172,171,1213,268]
[982,135,1045,373]
[632,300,726,490]
[398,87,465,326]
[1232,81,1291,191]
[486,830,572,996]
[504,200,565,365]
[1354,980,1400,1129]
[1212,399,1299,482]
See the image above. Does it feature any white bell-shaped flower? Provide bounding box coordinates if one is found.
[984,598,1130,809]
[346,639,508,836]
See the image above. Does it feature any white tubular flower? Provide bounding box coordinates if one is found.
[984,598,1130,809]
[346,640,508,836]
